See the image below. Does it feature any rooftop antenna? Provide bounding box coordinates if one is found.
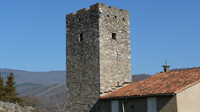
[162,60,171,72]
[166,60,170,66]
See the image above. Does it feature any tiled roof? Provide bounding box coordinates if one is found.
[101,67,200,99]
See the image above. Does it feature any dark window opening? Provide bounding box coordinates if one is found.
[79,34,83,42]
[117,81,119,86]
[112,33,116,40]
[115,16,117,19]
[78,18,81,21]
[99,12,101,15]
[66,22,68,24]
[85,16,87,19]
[131,106,135,112]
[123,18,125,21]
[107,15,109,17]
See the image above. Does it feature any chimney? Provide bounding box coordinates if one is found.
[162,65,170,72]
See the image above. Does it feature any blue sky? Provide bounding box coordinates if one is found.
[0,0,199,75]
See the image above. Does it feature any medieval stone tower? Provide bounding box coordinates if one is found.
[66,3,131,112]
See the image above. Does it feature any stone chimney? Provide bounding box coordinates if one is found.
[162,65,170,72]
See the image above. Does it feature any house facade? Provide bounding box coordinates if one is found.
[101,67,200,112]
[100,95,177,112]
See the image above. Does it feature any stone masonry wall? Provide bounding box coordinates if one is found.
[66,3,131,112]
[66,3,100,112]
[99,4,131,93]
[0,101,34,112]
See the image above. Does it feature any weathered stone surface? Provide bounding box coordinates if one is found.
[66,2,131,112]
[0,101,34,112]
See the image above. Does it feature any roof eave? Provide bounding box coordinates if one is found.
[100,93,175,100]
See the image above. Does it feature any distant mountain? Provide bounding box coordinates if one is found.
[17,83,66,111]
[132,74,151,82]
[0,68,151,85]
[0,68,66,111]
[31,83,66,112]
[0,68,65,85]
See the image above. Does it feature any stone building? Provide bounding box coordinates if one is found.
[66,3,132,112]
[101,67,200,112]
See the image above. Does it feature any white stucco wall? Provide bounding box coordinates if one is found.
[177,82,200,112]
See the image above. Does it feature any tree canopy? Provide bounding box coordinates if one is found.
[0,72,6,101]
[0,72,22,103]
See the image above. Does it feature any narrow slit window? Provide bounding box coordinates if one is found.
[123,18,125,21]
[115,16,117,19]
[79,33,83,42]
[112,33,116,40]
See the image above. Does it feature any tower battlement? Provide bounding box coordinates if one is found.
[66,3,129,19]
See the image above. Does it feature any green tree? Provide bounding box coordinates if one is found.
[0,72,6,101]
[4,72,22,103]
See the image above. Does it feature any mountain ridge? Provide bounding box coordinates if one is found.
[0,68,65,85]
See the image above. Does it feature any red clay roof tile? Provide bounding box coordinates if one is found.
[101,67,200,99]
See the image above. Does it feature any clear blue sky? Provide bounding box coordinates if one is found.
[0,0,199,75]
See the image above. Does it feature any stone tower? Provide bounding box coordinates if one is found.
[66,3,131,112]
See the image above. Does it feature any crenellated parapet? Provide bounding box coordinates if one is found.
[66,2,129,19]
[97,3,129,14]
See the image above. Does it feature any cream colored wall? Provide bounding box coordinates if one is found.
[177,82,200,112]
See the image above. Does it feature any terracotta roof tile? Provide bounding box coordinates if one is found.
[101,67,200,99]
